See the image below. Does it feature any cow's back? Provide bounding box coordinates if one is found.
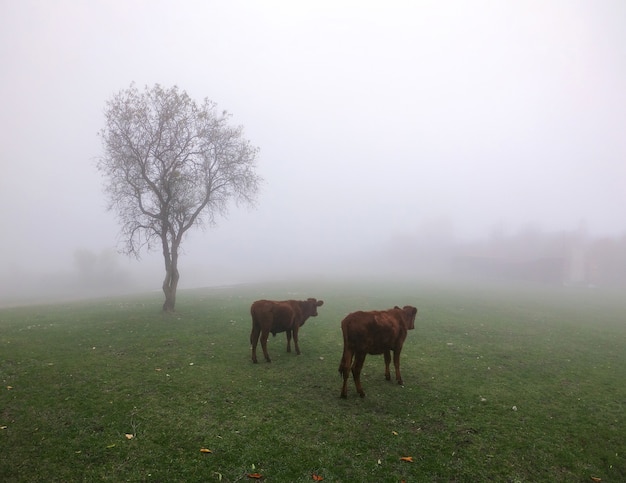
[271,302,298,333]
[342,310,403,355]
[251,299,273,323]
[251,300,296,333]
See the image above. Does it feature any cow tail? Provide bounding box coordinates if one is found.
[338,327,348,377]
[338,349,347,377]
[250,309,258,345]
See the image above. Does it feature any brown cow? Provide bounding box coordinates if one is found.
[250,298,324,363]
[338,305,417,398]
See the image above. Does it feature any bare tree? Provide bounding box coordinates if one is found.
[97,83,261,312]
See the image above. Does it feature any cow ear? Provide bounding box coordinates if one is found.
[317,300,324,306]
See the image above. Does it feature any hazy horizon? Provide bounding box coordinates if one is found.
[2,1,625,304]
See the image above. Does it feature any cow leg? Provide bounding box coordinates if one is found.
[250,326,261,364]
[286,330,292,353]
[352,352,367,398]
[393,349,403,385]
[260,330,272,362]
[339,349,353,398]
[384,350,392,380]
[292,326,301,355]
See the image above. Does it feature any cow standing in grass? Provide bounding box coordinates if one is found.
[250,298,324,363]
[339,305,417,398]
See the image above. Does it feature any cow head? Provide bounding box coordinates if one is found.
[397,305,418,330]
[301,298,324,322]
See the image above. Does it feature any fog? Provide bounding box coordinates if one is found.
[1,1,625,305]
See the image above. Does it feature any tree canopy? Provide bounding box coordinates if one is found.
[97,83,261,311]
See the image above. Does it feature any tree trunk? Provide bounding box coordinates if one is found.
[162,239,180,313]
[162,261,179,312]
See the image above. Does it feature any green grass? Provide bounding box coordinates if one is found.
[1,279,625,482]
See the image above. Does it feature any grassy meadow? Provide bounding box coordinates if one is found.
[0,279,625,482]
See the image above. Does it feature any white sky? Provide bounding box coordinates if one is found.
[1,0,625,289]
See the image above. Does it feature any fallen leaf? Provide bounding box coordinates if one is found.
[200,448,212,453]
[247,473,263,479]
[0,426,7,430]
[107,444,116,448]
[591,477,602,482]
[125,434,134,440]
[312,473,324,481]
[6,386,13,390]
[392,431,398,436]
[400,456,414,463]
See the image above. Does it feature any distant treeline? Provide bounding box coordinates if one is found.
[454,232,626,287]
[386,225,626,287]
